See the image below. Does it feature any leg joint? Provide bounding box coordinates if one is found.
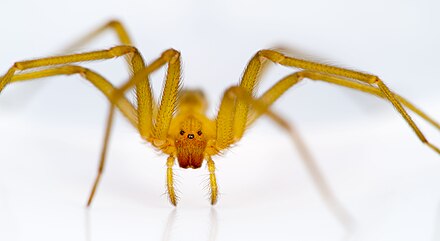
[293,70,310,80]
[257,49,285,62]
[207,158,216,173]
[107,19,123,28]
[162,48,181,62]
[369,75,380,84]
[167,156,175,168]
[109,45,139,57]
[13,62,24,71]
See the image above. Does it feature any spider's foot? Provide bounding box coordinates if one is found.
[209,172,218,205]
[166,177,178,206]
[168,190,178,206]
[210,188,218,205]
[166,156,178,206]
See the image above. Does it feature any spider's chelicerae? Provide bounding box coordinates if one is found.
[0,21,438,210]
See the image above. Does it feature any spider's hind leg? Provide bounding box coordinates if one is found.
[256,70,440,154]
[63,20,134,53]
[0,64,139,207]
[111,49,182,205]
[219,86,354,229]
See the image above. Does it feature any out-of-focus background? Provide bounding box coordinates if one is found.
[0,0,439,240]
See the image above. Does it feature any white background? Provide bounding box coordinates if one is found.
[0,0,439,240]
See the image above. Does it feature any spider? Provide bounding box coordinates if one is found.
[0,20,438,209]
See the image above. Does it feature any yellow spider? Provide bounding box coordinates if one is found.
[0,20,438,211]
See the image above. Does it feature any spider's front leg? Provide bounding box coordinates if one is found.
[0,45,145,92]
[110,48,182,205]
[239,49,440,154]
[0,46,146,207]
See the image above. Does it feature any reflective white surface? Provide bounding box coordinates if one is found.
[0,0,440,240]
[0,111,439,241]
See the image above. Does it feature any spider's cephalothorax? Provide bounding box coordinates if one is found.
[171,89,214,169]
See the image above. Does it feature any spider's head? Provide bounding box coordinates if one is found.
[175,117,207,169]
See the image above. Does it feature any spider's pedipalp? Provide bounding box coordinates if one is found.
[206,156,218,205]
[166,156,178,206]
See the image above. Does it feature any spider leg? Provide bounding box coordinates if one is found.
[251,71,440,130]
[166,156,178,205]
[1,65,137,207]
[249,70,440,154]
[85,49,182,206]
[114,48,181,141]
[0,45,145,92]
[215,89,236,150]
[110,49,182,205]
[0,44,152,140]
[1,47,181,205]
[87,104,115,206]
[59,20,158,120]
[233,49,439,155]
[1,47,182,205]
[217,86,353,229]
[0,46,152,206]
[10,65,137,126]
[60,20,141,76]
[63,20,133,53]
[206,156,218,205]
[89,49,180,206]
[233,49,372,141]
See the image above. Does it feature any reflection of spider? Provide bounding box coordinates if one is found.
[0,21,438,208]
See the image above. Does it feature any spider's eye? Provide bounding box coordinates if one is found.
[180,130,185,135]
[197,130,202,136]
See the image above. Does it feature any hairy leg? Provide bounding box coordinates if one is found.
[63,20,134,53]
[114,48,181,141]
[166,156,178,205]
[0,44,151,137]
[206,156,218,205]
[56,20,158,137]
[0,63,138,206]
[249,70,439,154]
[87,105,115,206]
[231,49,439,154]
[0,64,140,206]
[57,20,157,132]
[0,45,183,205]
[0,45,144,92]
[216,86,353,229]
[0,46,150,206]
[10,65,137,126]
[233,50,375,141]
[109,49,182,205]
